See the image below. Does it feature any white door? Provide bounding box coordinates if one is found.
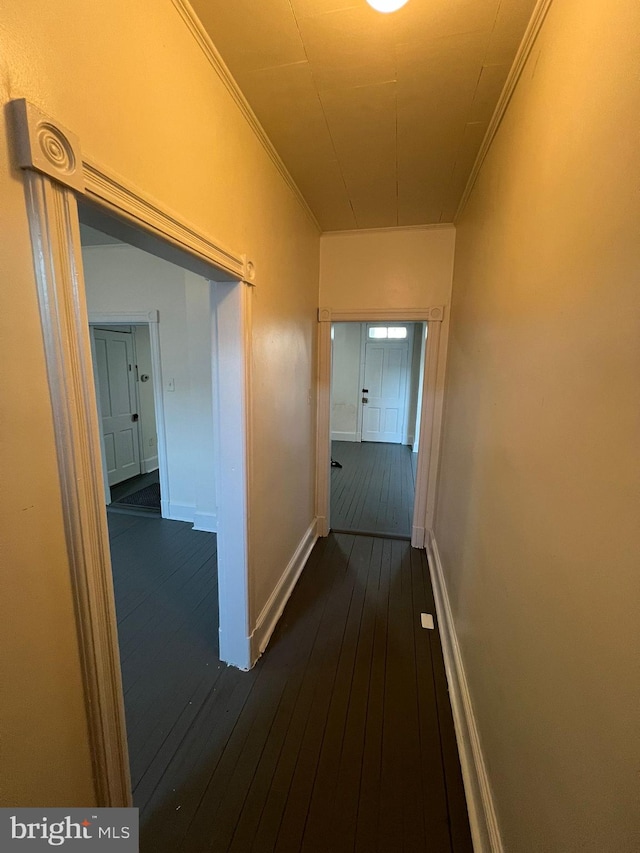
[362,339,410,443]
[92,328,141,485]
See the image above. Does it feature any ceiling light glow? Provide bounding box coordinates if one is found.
[366,0,409,12]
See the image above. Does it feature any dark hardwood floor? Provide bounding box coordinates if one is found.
[107,512,222,804]
[110,469,160,504]
[108,512,472,852]
[331,440,417,538]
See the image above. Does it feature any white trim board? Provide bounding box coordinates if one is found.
[18,169,131,807]
[166,502,195,524]
[331,430,358,442]
[193,511,217,534]
[142,455,159,474]
[326,308,443,323]
[250,519,318,661]
[426,532,504,853]
[165,503,218,533]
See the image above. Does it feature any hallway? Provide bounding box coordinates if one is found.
[110,513,471,852]
[331,440,417,539]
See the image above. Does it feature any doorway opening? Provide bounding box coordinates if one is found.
[90,321,162,515]
[78,208,228,814]
[15,108,254,803]
[316,306,446,548]
[330,322,427,539]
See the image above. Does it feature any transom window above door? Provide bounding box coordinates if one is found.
[367,325,408,340]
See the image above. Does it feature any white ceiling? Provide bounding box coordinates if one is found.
[190,0,537,231]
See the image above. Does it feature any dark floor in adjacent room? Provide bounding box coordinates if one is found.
[109,509,472,853]
[331,440,417,538]
[109,470,161,514]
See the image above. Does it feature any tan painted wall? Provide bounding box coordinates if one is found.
[0,0,319,805]
[320,226,455,312]
[435,0,640,849]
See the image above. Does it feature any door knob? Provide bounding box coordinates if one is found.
[362,397,368,404]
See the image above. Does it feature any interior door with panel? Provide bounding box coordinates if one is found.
[92,327,142,485]
[361,328,410,443]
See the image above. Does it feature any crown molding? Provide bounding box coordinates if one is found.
[171,0,320,234]
[322,223,455,237]
[455,0,555,222]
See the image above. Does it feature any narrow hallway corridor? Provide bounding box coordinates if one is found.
[330,441,417,539]
[111,514,472,851]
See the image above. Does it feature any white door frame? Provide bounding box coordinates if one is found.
[10,99,256,807]
[89,312,169,513]
[317,306,447,547]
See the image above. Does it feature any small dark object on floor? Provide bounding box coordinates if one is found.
[114,482,161,510]
[331,458,342,468]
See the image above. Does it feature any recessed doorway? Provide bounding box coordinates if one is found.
[79,211,226,817]
[329,322,426,539]
[316,306,447,548]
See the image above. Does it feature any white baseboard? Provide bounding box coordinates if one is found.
[142,455,158,474]
[166,503,218,534]
[251,518,318,658]
[331,430,358,442]
[193,511,217,533]
[426,531,504,853]
[166,502,195,524]
[411,525,426,549]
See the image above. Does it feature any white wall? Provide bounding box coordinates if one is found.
[331,324,362,441]
[133,324,158,472]
[83,243,217,529]
[185,272,217,532]
[435,0,640,849]
[406,323,425,448]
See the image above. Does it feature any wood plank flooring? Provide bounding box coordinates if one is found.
[331,440,417,538]
[110,470,160,505]
[109,512,472,853]
[107,512,222,804]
